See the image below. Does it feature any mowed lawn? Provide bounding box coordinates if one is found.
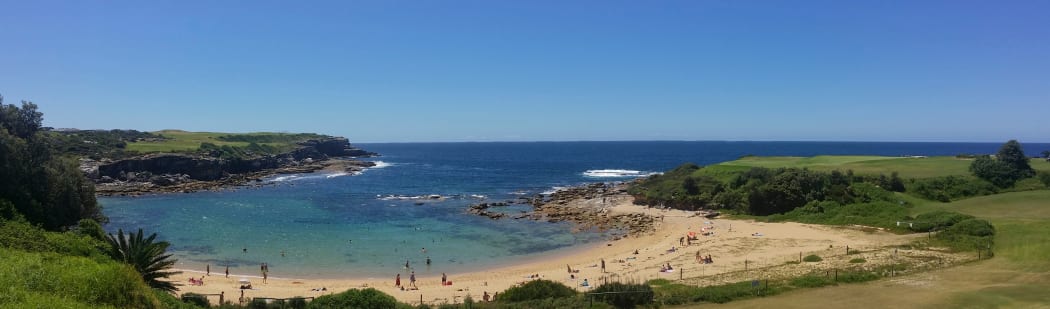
[125,130,298,153]
[714,155,1050,179]
[689,190,1050,309]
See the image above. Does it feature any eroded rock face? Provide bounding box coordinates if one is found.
[91,136,377,195]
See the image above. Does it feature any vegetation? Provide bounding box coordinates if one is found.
[0,98,104,230]
[307,288,398,309]
[126,130,326,157]
[495,280,577,302]
[906,176,998,202]
[46,129,162,159]
[969,140,1036,188]
[105,229,181,293]
[590,282,654,309]
[802,254,823,262]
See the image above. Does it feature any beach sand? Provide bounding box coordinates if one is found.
[174,197,915,305]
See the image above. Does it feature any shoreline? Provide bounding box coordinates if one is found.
[173,192,933,305]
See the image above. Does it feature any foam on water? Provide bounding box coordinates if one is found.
[582,169,658,178]
[370,161,393,168]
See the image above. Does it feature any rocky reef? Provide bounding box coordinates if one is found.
[84,137,377,196]
[468,182,656,237]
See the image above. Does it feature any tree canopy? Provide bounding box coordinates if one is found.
[970,140,1035,188]
[0,95,104,230]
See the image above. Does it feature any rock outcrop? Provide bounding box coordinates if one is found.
[90,136,376,195]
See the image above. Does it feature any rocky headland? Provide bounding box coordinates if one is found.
[82,137,377,196]
[468,182,657,236]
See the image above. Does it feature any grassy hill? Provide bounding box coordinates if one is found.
[653,155,1050,308]
[694,190,1050,309]
[124,130,327,154]
[709,155,1050,179]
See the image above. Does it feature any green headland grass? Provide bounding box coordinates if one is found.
[125,130,319,153]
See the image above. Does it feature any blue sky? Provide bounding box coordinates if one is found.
[1,0,1047,143]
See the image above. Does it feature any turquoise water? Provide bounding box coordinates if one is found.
[102,141,1048,278]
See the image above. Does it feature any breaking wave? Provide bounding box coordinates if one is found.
[582,169,658,178]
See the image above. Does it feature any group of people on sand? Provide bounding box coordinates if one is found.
[660,263,674,273]
[695,251,714,264]
[188,277,206,286]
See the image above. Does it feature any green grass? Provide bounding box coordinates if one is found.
[715,155,1050,180]
[124,130,314,153]
[686,190,1050,309]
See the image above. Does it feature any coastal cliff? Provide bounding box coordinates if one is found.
[84,136,377,196]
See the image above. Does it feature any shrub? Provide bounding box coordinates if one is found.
[790,275,832,288]
[802,254,822,262]
[249,299,268,309]
[591,282,654,309]
[496,280,576,302]
[288,297,308,309]
[0,248,161,308]
[906,176,997,202]
[910,211,975,232]
[692,280,776,303]
[849,258,866,263]
[935,219,996,251]
[181,293,210,307]
[308,288,398,309]
[1038,171,1050,187]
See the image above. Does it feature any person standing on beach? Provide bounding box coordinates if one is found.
[410,271,416,288]
[206,264,210,276]
[395,273,401,287]
[600,259,606,273]
[225,265,229,278]
[441,272,447,285]
[405,259,410,269]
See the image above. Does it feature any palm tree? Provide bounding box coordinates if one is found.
[105,229,181,293]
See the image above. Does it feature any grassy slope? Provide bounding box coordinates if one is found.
[125,130,309,153]
[710,155,1050,179]
[675,156,1050,309]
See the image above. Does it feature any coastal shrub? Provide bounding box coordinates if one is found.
[935,219,996,251]
[849,258,867,263]
[496,280,576,302]
[155,291,204,309]
[790,275,832,288]
[307,288,398,309]
[288,297,308,309]
[907,176,998,202]
[1039,171,1050,187]
[0,220,108,261]
[768,200,910,231]
[803,254,822,262]
[249,299,268,309]
[591,282,654,309]
[910,211,974,232]
[691,280,777,303]
[0,248,160,308]
[181,293,210,307]
[836,270,879,283]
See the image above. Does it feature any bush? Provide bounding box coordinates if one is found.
[692,280,776,303]
[181,293,210,307]
[249,299,268,309]
[308,288,398,309]
[849,258,866,263]
[910,211,975,232]
[0,248,161,308]
[802,254,822,262]
[288,297,308,309]
[1039,171,1050,187]
[935,219,996,251]
[496,280,576,302]
[790,275,832,288]
[907,176,998,202]
[591,282,654,309]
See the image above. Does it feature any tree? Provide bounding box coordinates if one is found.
[105,229,181,293]
[1041,150,1050,159]
[996,140,1034,177]
[970,156,1018,188]
[0,96,104,229]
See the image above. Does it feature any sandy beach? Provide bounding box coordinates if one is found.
[172,192,919,306]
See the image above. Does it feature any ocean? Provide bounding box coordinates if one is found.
[100,141,1048,279]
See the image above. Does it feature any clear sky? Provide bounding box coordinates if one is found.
[1,0,1047,143]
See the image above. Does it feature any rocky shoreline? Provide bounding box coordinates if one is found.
[468,182,657,236]
[84,137,378,196]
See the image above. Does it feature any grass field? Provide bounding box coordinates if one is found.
[685,191,1050,309]
[124,130,311,153]
[711,155,1050,179]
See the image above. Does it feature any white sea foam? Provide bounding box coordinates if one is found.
[377,194,447,201]
[541,186,569,195]
[370,161,393,168]
[469,194,487,199]
[271,175,301,182]
[325,172,350,179]
[582,169,658,178]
